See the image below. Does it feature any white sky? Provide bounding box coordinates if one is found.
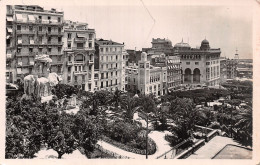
[7,0,255,59]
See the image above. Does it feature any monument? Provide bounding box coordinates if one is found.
[23,54,62,102]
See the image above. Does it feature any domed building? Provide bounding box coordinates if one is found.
[174,39,221,87]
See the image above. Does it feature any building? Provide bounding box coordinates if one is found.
[142,38,174,56]
[126,49,142,65]
[226,59,237,80]
[126,52,168,96]
[62,20,96,91]
[94,39,128,92]
[236,59,252,79]
[166,55,182,91]
[219,57,227,83]
[6,5,64,83]
[174,39,221,87]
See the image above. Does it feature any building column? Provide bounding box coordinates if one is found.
[191,74,193,83]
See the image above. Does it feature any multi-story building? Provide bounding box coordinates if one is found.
[137,52,167,96]
[6,5,64,83]
[166,55,182,91]
[219,57,227,83]
[126,49,142,65]
[174,39,221,87]
[236,59,253,79]
[125,64,139,93]
[62,20,96,91]
[94,39,128,92]
[226,59,237,80]
[142,38,174,56]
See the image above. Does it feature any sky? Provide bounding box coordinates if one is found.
[12,0,254,59]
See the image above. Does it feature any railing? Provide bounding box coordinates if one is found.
[48,31,64,35]
[74,38,86,42]
[74,70,88,75]
[16,30,35,35]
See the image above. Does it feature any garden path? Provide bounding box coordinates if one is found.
[96,131,172,159]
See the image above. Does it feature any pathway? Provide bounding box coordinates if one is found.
[187,136,239,159]
[97,131,172,159]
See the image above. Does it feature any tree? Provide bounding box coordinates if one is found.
[121,95,139,123]
[234,107,252,146]
[108,89,123,110]
[53,84,79,99]
[136,95,156,159]
[168,98,206,141]
[47,112,77,159]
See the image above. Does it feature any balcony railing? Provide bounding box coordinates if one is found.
[47,41,63,45]
[16,30,35,35]
[48,31,64,35]
[74,70,88,75]
[51,61,63,65]
[74,38,86,42]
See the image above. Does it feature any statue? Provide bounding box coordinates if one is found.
[22,54,62,102]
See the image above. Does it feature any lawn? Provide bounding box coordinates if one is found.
[213,144,252,159]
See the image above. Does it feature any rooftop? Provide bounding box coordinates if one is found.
[95,39,124,46]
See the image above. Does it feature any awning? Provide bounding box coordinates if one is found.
[7,16,13,21]
[28,15,35,22]
[7,27,12,33]
[76,33,85,38]
[16,14,23,21]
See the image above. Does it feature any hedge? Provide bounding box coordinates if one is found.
[101,136,156,155]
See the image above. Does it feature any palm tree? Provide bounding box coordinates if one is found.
[234,107,252,146]
[108,89,123,111]
[120,95,139,123]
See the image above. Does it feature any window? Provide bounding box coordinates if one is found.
[38,36,42,43]
[48,16,51,20]
[100,48,103,52]
[101,73,104,79]
[115,79,117,85]
[111,72,113,77]
[77,43,83,48]
[111,56,113,61]
[58,17,61,22]
[58,66,61,73]
[101,56,103,61]
[75,76,77,82]
[58,28,61,33]
[75,66,77,71]
[48,37,51,42]
[89,42,92,48]
[106,72,108,78]
[186,62,190,65]
[57,56,61,61]
[29,26,33,31]
[116,63,118,68]
[106,56,108,61]
[17,25,21,30]
[195,62,199,65]
[82,75,85,81]
[206,62,210,65]
[106,48,108,52]
[68,42,71,49]
[68,66,71,72]
[38,15,42,19]
[68,33,72,39]
[116,71,117,76]
[101,82,103,88]
[48,27,51,32]
[115,48,117,52]
[68,76,71,82]
[39,48,42,53]
[106,81,108,87]
[58,47,61,52]
[116,55,118,60]
[58,37,61,42]
[29,48,33,53]
[89,34,93,39]
[48,48,51,53]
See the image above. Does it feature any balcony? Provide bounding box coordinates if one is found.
[16,30,35,35]
[74,38,86,43]
[74,60,84,65]
[74,70,88,75]
[71,47,93,51]
[88,60,94,65]
[47,41,63,46]
[51,61,63,65]
[48,31,64,36]
[16,52,36,57]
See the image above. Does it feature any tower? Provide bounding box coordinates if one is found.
[234,48,239,60]
[138,52,150,95]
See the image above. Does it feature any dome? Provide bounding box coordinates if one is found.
[201,39,209,44]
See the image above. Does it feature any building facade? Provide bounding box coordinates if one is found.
[166,55,182,91]
[137,52,167,96]
[62,20,96,91]
[94,39,128,92]
[6,5,64,83]
[219,57,227,83]
[226,59,237,80]
[174,39,221,87]
[142,38,174,56]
